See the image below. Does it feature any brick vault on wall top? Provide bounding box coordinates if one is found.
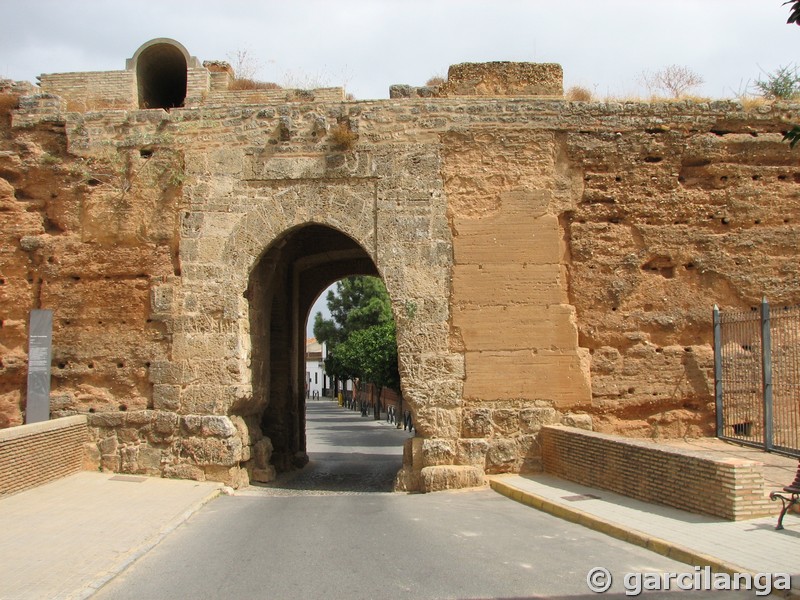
[1,38,798,491]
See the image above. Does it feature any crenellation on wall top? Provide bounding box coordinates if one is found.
[392,61,564,99]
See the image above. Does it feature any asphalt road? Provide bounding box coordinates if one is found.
[94,401,759,599]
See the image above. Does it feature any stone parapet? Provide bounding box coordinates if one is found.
[439,61,563,97]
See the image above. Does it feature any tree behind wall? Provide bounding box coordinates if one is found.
[313,276,399,405]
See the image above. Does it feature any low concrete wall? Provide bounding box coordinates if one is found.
[0,416,89,497]
[540,425,772,520]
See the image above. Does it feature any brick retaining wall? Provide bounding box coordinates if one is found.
[0,416,89,497]
[540,425,772,520]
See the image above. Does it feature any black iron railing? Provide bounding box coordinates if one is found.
[714,298,800,459]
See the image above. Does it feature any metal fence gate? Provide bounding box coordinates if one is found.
[714,298,800,459]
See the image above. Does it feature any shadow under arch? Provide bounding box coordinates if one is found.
[242,222,389,476]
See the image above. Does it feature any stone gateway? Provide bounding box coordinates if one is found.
[0,39,798,491]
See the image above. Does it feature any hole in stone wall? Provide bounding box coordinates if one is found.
[43,217,64,234]
[140,148,154,158]
[644,156,663,163]
[732,421,753,436]
[119,404,127,411]
[641,256,676,279]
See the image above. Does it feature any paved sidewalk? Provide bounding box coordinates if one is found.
[0,472,222,600]
[490,473,800,598]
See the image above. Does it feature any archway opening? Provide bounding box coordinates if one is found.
[136,43,187,109]
[243,224,406,489]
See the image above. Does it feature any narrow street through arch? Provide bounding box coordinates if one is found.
[258,400,410,494]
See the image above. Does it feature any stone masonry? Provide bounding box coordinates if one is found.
[0,39,798,491]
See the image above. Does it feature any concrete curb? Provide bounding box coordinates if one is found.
[71,484,223,600]
[488,476,800,599]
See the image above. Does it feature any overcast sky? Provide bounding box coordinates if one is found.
[2,1,798,100]
[2,1,797,335]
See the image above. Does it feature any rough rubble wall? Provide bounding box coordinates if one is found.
[0,93,180,473]
[564,116,800,438]
[1,85,799,489]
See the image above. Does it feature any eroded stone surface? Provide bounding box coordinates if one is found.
[1,51,799,490]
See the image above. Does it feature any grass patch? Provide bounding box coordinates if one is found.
[0,93,20,126]
[565,86,592,101]
[229,78,282,91]
[329,122,357,151]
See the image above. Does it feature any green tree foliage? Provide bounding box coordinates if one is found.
[754,64,800,100]
[335,321,400,393]
[313,276,391,346]
[313,276,399,391]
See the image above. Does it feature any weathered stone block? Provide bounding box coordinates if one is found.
[153,411,179,434]
[419,465,484,492]
[421,438,455,466]
[151,385,179,411]
[251,466,276,483]
[88,412,126,428]
[163,463,205,481]
[561,413,593,430]
[125,410,154,426]
[138,446,163,472]
[252,438,273,470]
[486,439,518,474]
[82,442,101,470]
[519,407,558,433]
[461,408,492,438]
[180,436,242,466]
[97,434,118,455]
[455,439,489,467]
[200,416,236,438]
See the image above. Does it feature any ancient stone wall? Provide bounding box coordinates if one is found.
[1,47,799,490]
